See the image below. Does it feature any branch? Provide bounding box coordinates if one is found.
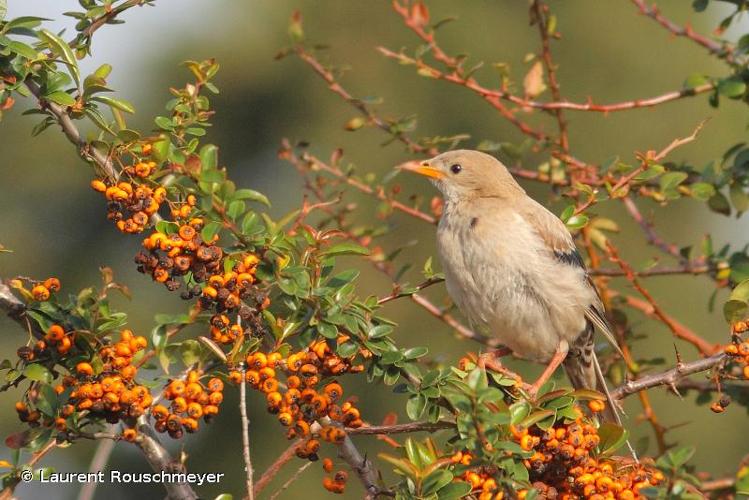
[337,433,388,499]
[347,421,453,435]
[622,294,720,356]
[607,242,719,356]
[24,80,117,182]
[281,143,437,225]
[76,0,147,44]
[77,428,117,500]
[240,367,255,500]
[135,418,198,500]
[630,0,738,64]
[0,280,44,339]
[253,439,303,497]
[267,462,313,500]
[293,45,435,156]
[531,0,569,152]
[612,352,727,400]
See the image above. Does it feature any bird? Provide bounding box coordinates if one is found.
[399,149,622,413]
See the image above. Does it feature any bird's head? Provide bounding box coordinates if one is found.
[399,149,524,203]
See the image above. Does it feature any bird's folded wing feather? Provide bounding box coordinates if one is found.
[518,199,623,356]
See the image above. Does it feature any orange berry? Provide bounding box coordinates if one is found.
[588,400,606,413]
[152,405,169,421]
[90,179,107,192]
[43,278,61,292]
[46,324,65,342]
[207,378,224,392]
[31,285,50,301]
[76,362,94,376]
[122,428,138,442]
[322,457,334,473]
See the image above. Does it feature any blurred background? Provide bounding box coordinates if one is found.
[1,1,748,498]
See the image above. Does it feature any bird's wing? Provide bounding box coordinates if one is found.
[518,199,623,356]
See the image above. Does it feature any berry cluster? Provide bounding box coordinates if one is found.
[725,322,749,380]
[90,176,165,234]
[225,338,365,465]
[16,329,151,438]
[67,330,152,422]
[321,457,348,494]
[16,323,74,362]
[510,413,664,499]
[135,216,220,292]
[9,276,61,302]
[151,370,224,439]
[199,254,260,312]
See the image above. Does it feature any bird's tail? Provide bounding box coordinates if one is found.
[564,350,638,460]
[562,351,618,423]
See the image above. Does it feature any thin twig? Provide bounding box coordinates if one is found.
[629,0,737,64]
[531,0,569,152]
[347,421,453,435]
[268,462,313,500]
[607,243,719,356]
[253,439,303,497]
[240,366,255,500]
[77,428,117,500]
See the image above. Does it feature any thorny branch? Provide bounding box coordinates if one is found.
[612,352,728,400]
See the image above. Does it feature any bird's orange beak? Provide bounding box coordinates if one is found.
[398,161,445,180]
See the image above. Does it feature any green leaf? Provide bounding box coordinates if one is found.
[201,221,222,242]
[22,364,52,384]
[91,95,135,114]
[509,400,531,425]
[659,171,688,191]
[729,183,749,214]
[690,182,715,201]
[200,144,219,169]
[337,341,358,358]
[403,346,428,359]
[597,423,628,456]
[6,40,38,59]
[708,191,731,216]
[368,324,393,339]
[45,91,76,106]
[565,214,589,230]
[684,73,708,89]
[406,394,427,420]
[319,242,370,258]
[233,188,270,207]
[422,470,453,496]
[718,77,746,98]
[39,29,79,87]
[154,116,174,130]
[0,1,7,21]
[437,481,472,499]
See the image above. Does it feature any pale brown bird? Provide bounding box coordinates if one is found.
[400,150,622,409]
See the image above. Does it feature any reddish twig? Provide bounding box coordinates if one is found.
[630,0,737,64]
[607,242,719,356]
[530,0,569,152]
[347,421,453,435]
[293,45,435,156]
[622,295,720,356]
[253,439,304,497]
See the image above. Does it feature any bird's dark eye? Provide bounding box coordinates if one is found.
[450,164,462,174]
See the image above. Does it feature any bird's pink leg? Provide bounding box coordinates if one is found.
[527,341,569,398]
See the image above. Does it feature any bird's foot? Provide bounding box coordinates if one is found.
[477,348,523,382]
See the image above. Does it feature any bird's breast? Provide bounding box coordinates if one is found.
[436,207,589,361]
